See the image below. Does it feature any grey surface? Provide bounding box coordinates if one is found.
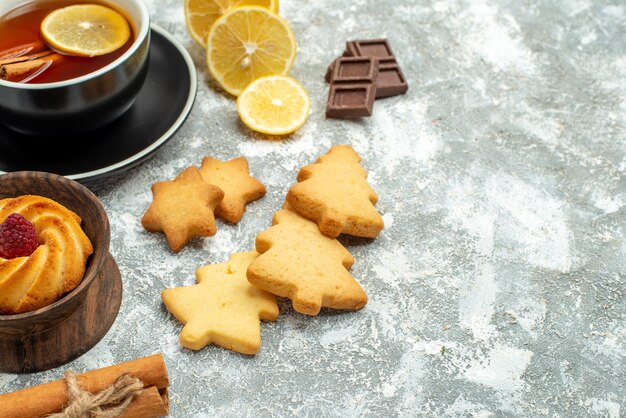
[2,0,625,416]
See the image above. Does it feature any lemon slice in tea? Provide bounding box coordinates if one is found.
[41,5,131,57]
[208,6,296,96]
[237,75,310,135]
[185,0,279,48]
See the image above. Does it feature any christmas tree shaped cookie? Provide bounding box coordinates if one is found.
[161,251,278,355]
[286,145,384,238]
[247,207,368,316]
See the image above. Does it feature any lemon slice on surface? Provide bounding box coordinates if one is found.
[41,5,130,57]
[208,6,296,97]
[185,0,279,48]
[237,75,310,135]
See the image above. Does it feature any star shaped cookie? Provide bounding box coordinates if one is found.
[141,167,224,252]
[199,157,266,224]
[247,207,368,316]
[161,252,279,354]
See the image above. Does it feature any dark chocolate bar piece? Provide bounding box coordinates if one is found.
[325,58,338,82]
[376,62,408,98]
[352,39,395,59]
[326,83,376,119]
[331,57,379,84]
[325,38,406,118]
[344,41,358,57]
[346,39,396,65]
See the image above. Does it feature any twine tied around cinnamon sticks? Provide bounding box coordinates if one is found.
[48,371,144,418]
[0,354,169,418]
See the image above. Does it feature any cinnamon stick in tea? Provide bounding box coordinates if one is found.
[0,50,54,66]
[0,354,170,418]
[0,53,63,82]
[0,41,46,60]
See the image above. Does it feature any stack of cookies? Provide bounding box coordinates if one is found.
[248,145,384,316]
[156,145,384,355]
[141,157,266,252]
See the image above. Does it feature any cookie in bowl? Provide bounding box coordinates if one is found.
[0,171,118,373]
[0,195,93,314]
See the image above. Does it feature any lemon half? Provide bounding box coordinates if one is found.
[207,6,296,96]
[185,0,279,47]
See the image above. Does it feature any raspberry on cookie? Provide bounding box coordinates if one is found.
[0,213,39,259]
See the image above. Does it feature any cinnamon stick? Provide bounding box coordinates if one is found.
[0,53,63,82]
[0,41,46,60]
[0,354,169,418]
[120,387,170,418]
[0,50,54,66]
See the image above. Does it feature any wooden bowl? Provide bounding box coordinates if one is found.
[0,171,121,373]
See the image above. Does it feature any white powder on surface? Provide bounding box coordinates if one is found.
[371,103,442,175]
[485,173,573,273]
[584,397,622,418]
[459,0,536,74]
[464,344,533,392]
[592,192,624,214]
[372,247,415,290]
[459,263,497,341]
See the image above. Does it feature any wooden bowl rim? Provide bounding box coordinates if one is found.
[0,171,111,322]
